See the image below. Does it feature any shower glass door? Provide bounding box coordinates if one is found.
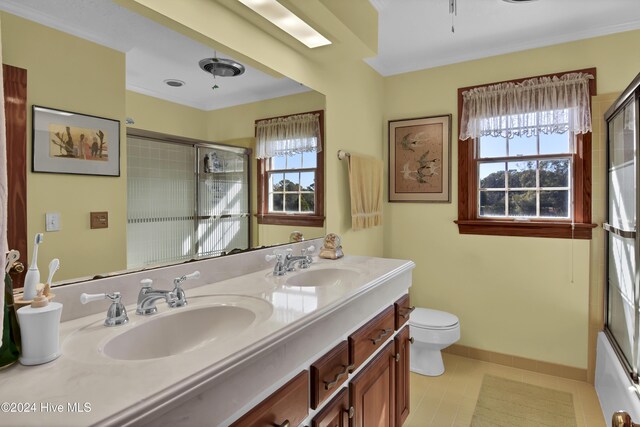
[606,90,639,379]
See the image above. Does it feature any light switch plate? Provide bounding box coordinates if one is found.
[45,212,61,231]
[90,211,108,229]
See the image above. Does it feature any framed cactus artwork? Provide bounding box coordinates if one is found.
[32,105,120,176]
[388,114,451,203]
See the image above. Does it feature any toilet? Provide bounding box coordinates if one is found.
[409,308,460,376]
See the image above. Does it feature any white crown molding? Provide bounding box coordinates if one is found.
[369,19,640,76]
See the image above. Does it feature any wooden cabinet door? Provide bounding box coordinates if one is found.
[394,325,410,426]
[349,341,395,427]
[312,387,350,427]
[230,370,309,427]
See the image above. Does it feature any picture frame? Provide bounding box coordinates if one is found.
[32,105,120,176]
[388,114,451,203]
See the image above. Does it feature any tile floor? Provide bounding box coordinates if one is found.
[404,353,606,427]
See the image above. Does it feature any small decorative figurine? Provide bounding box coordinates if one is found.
[319,233,344,260]
[289,231,304,243]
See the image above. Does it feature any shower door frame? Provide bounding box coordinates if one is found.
[126,128,252,265]
[604,72,640,384]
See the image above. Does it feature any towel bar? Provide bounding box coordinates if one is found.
[337,150,351,160]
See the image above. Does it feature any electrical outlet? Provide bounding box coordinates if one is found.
[45,212,61,232]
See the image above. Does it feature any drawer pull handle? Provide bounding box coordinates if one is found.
[345,406,355,419]
[399,306,416,318]
[276,420,290,427]
[409,336,415,344]
[324,363,355,390]
[370,328,393,345]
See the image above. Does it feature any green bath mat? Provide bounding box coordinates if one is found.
[470,374,577,427]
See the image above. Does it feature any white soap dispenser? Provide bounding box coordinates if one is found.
[16,285,63,365]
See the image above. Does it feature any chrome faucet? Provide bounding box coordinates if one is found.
[136,279,176,315]
[136,271,200,315]
[266,250,290,276]
[171,271,200,308]
[266,246,315,276]
[80,292,129,327]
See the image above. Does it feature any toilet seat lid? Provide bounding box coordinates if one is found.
[410,308,459,329]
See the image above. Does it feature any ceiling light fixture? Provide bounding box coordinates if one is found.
[237,0,331,48]
[502,0,538,3]
[199,52,246,91]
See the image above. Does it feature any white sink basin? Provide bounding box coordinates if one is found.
[100,296,272,361]
[285,268,360,287]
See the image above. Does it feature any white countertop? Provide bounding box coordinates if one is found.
[0,255,414,426]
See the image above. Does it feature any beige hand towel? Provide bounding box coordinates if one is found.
[348,154,383,230]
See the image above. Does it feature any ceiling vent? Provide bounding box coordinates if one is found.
[164,79,185,87]
[198,58,245,77]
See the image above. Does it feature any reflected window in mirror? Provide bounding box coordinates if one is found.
[257,111,325,227]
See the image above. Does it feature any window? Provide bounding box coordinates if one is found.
[456,69,597,239]
[257,110,324,227]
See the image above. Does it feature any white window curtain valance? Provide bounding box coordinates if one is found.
[460,72,594,140]
[256,113,321,159]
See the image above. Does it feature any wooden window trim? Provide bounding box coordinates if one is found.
[256,110,325,228]
[455,68,597,239]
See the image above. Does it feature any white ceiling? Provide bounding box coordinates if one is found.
[1,0,638,109]
[366,0,640,76]
[0,0,310,111]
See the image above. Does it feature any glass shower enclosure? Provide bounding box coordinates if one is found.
[606,72,640,381]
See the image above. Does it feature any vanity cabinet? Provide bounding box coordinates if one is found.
[230,370,309,427]
[311,388,350,427]
[232,296,412,427]
[394,325,411,427]
[349,341,396,427]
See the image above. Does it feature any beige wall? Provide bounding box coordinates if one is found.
[383,30,640,369]
[126,91,208,141]
[2,12,127,281]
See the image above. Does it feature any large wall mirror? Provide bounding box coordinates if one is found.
[1,1,326,286]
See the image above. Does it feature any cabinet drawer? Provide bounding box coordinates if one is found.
[311,387,350,427]
[349,306,395,370]
[394,294,415,330]
[230,370,309,427]
[311,341,352,409]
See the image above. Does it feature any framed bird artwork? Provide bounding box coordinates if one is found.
[388,114,451,202]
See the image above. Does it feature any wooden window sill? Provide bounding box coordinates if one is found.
[454,219,597,239]
[256,214,325,227]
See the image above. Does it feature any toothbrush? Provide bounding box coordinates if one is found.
[23,233,43,301]
[46,258,60,286]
